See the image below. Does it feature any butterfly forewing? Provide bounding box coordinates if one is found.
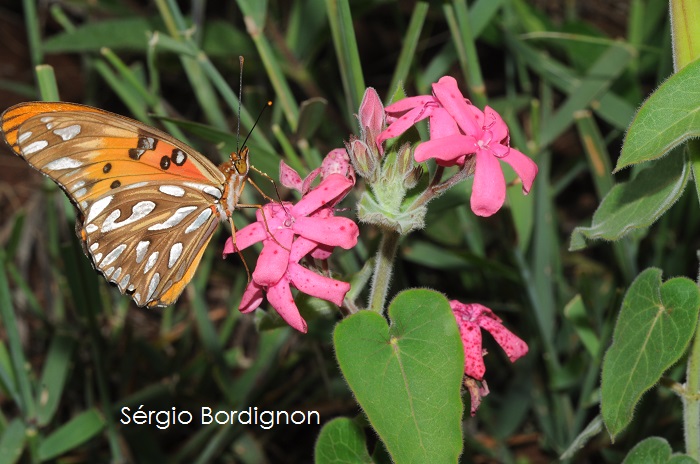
[1,102,234,307]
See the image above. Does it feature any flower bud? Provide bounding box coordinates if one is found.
[346,136,377,182]
[358,87,385,143]
[403,166,423,189]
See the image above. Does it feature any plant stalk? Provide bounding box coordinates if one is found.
[368,229,400,314]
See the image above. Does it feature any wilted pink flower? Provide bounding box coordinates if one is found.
[224,174,358,332]
[377,76,538,217]
[450,301,528,381]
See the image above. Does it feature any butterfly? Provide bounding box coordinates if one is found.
[1,101,251,308]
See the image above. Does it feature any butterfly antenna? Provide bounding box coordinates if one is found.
[236,56,244,155]
[240,100,272,151]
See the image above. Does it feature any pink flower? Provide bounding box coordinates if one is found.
[223,174,359,333]
[377,76,538,217]
[358,87,385,150]
[450,301,528,381]
[280,149,355,195]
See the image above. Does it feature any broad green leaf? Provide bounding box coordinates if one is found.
[601,268,700,439]
[569,152,689,251]
[334,289,464,464]
[617,58,700,171]
[36,334,76,426]
[314,418,372,464]
[38,409,105,461]
[0,419,26,464]
[621,436,697,464]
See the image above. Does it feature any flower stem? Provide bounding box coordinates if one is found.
[684,309,700,459]
[368,229,400,314]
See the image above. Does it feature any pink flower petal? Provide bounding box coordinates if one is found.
[239,281,264,313]
[501,147,538,194]
[252,228,294,285]
[289,263,349,306]
[478,314,529,362]
[279,160,302,191]
[289,236,322,262]
[301,168,321,195]
[384,95,436,115]
[457,319,486,380]
[321,148,355,183]
[376,105,435,148]
[293,216,359,249]
[292,174,353,216]
[267,277,307,333]
[432,76,481,136]
[483,106,508,142]
[414,134,476,164]
[428,107,461,140]
[223,221,266,256]
[471,150,507,217]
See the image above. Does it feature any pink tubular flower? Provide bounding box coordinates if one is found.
[450,301,528,381]
[377,76,538,217]
[223,174,359,333]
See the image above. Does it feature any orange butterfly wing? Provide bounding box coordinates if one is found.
[1,102,232,307]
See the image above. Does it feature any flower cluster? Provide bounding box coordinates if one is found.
[376,76,538,217]
[224,152,358,333]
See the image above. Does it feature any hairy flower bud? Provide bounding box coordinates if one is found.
[346,136,378,183]
[358,87,385,151]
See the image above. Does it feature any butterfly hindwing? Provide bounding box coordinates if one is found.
[1,102,231,307]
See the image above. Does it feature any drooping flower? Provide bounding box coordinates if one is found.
[377,76,538,217]
[223,174,359,333]
[450,301,528,381]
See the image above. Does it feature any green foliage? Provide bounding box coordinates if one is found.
[601,269,700,439]
[334,289,464,464]
[1,0,697,462]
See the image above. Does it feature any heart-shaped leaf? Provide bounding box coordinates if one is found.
[334,289,464,464]
[621,436,697,464]
[601,268,700,439]
[314,418,372,464]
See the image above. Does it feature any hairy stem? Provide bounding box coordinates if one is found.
[368,229,401,314]
[685,309,700,459]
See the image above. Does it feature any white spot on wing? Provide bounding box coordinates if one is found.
[94,253,103,264]
[40,116,54,123]
[135,241,149,264]
[113,267,122,280]
[146,273,160,301]
[148,206,197,231]
[168,242,183,268]
[100,243,127,268]
[85,224,98,234]
[53,124,81,141]
[74,188,87,198]
[185,208,212,233]
[18,131,32,143]
[23,140,48,155]
[45,157,82,170]
[183,182,222,199]
[121,181,149,191]
[90,242,99,251]
[159,185,185,197]
[119,274,130,290]
[86,195,113,223]
[101,201,156,233]
[144,251,159,273]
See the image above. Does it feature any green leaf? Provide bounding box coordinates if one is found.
[621,436,698,464]
[38,409,105,461]
[334,289,464,464]
[36,334,76,426]
[314,418,372,464]
[601,268,700,439]
[617,58,700,171]
[569,152,689,251]
[0,419,26,464]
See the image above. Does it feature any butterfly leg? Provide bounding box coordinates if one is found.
[227,216,252,282]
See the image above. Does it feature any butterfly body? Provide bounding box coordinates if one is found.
[1,101,248,307]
